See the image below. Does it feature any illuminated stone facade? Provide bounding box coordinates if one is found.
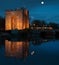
[5,8,29,30]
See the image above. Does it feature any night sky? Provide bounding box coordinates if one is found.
[0,0,59,23]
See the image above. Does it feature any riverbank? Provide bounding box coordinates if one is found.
[0,29,59,40]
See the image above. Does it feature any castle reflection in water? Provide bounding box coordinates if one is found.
[5,40,29,58]
[3,37,48,59]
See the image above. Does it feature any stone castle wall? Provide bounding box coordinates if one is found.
[5,8,29,30]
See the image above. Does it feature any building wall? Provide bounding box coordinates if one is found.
[5,8,29,30]
[23,9,29,29]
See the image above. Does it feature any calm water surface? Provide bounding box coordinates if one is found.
[0,38,59,65]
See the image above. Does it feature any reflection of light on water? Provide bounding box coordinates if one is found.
[31,51,35,55]
[42,39,48,42]
[5,40,29,58]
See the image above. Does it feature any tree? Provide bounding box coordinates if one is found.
[48,22,59,29]
[31,20,46,27]
[0,16,5,31]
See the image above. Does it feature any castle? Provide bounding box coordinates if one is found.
[5,8,29,30]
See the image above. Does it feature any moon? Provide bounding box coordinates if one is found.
[41,1,44,5]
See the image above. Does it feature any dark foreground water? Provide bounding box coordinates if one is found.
[0,37,59,65]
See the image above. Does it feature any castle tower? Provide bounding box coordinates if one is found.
[5,8,29,30]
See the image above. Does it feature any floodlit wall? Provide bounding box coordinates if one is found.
[5,8,29,30]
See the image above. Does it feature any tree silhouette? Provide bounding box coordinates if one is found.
[0,16,5,31]
[48,22,59,29]
[31,20,46,27]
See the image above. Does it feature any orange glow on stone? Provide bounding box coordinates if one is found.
[5,8,29,30]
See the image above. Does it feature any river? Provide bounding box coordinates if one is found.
[0,37,59,65]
